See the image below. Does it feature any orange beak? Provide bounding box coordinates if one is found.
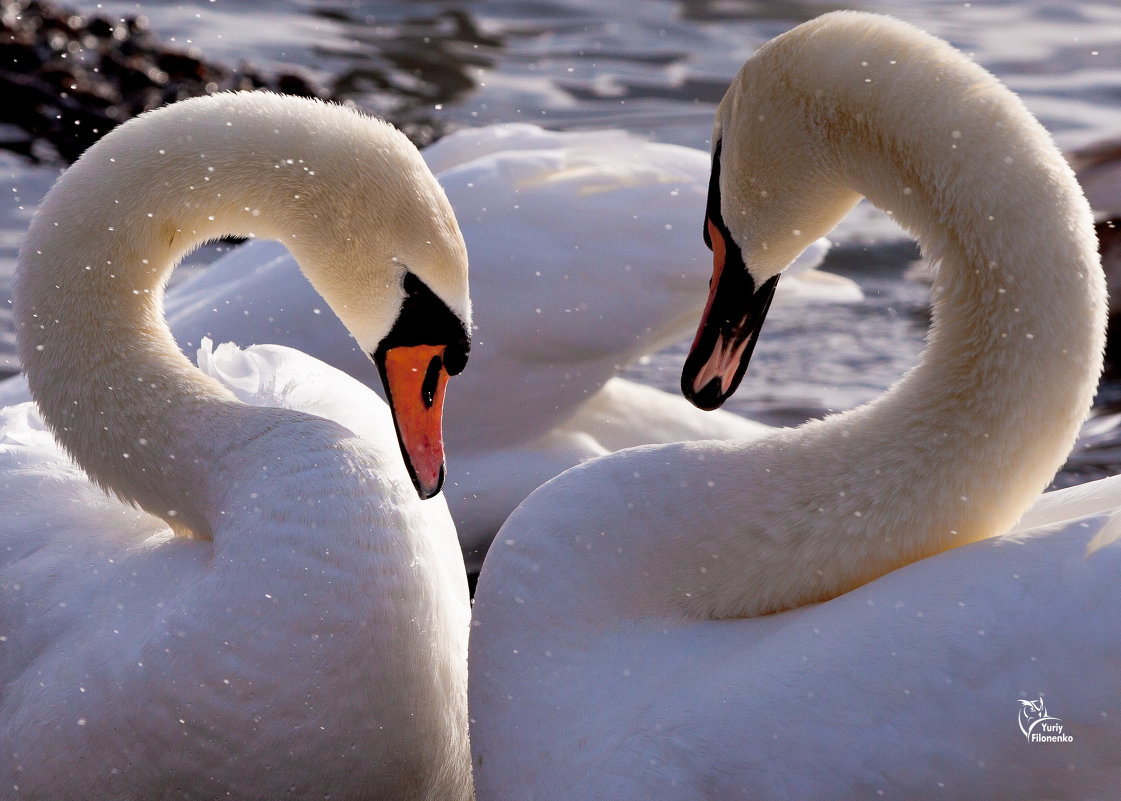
[379,344,452,499]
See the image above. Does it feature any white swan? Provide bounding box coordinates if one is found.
[469,12,1119,798]
[1,92,474,800]
[147,124,855,552]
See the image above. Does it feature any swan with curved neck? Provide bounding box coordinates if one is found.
[16,91,471,529]
[469,12,1109,797]
[7,92,473,799]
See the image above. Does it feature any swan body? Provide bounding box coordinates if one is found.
[155,124,855,551]
[3,93,473,799]
[473,474,1121,799]
[450,377,772,567]
[470,12,1112,797]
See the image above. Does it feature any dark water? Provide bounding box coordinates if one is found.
[83,0,1121,148]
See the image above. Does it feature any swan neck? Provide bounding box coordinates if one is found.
[588,24,1107,623]
[836,71,1105,496]
[14,102,346,537]
[672,32,1109,619]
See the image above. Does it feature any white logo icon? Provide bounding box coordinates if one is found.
[1018,696,1073,743]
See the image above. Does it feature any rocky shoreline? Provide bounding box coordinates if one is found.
[0,0,446,163]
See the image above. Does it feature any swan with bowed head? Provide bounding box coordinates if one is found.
[469,12,1121,798]
[1,93,474,799]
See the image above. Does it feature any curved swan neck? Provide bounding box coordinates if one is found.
[697,14,1106,617]
[520,13,1107,624]
[784,13,1104,511]
[13,93,458,537]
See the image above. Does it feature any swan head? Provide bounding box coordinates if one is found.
[273,100,472,499]
[681,13,867,410]
[94,91,472,502]
[369,270,471,500]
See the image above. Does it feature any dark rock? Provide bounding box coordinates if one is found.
[0,0,339,163]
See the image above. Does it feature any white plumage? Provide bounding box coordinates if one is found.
[469,13,1120,798]
[2,92,474,800]
[157,124,853,552]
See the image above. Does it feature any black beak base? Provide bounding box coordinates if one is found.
[372,271,471,500]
